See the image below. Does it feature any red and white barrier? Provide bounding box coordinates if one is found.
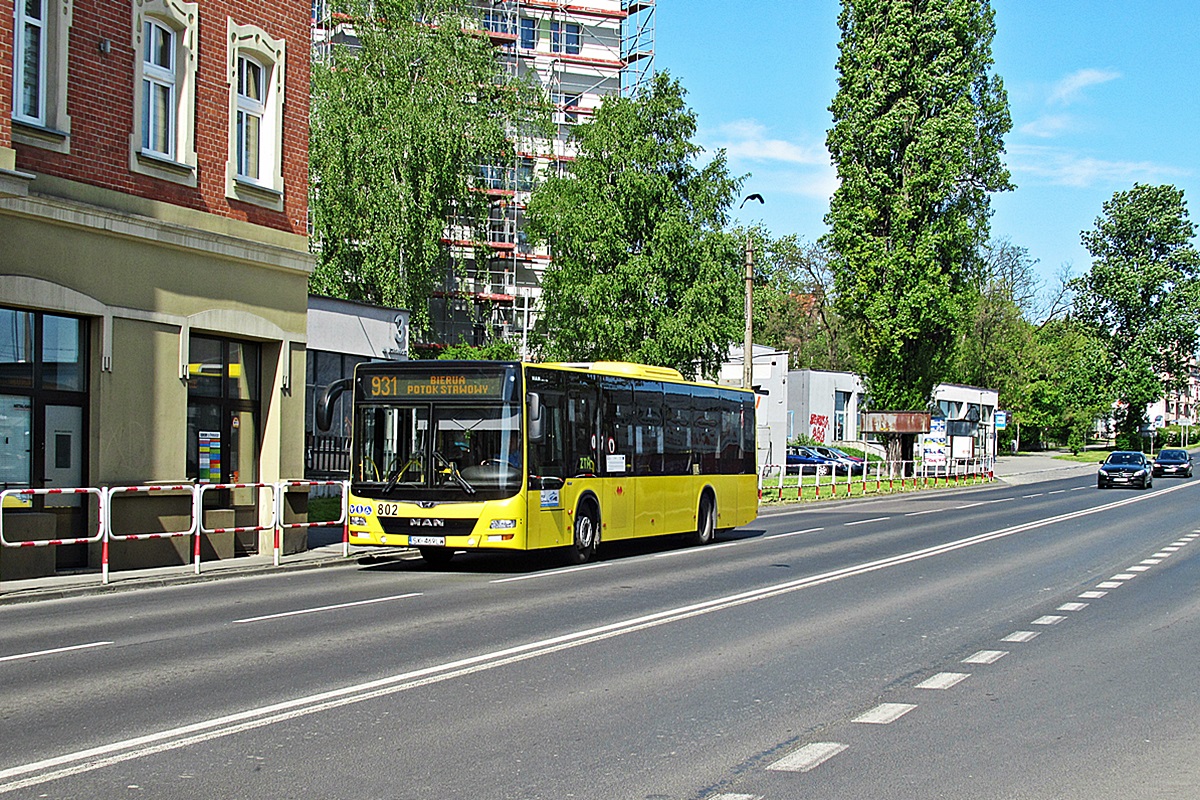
[274,480,349,564]
[106,484,200,577]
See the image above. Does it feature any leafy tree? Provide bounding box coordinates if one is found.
[825,0,1012,458]
[1071,184,1200,448]
[754,234,855,371]
[435,339,521,361]
[309,0,547,335]
[1011,320,1111,451]
[524,72,744,380]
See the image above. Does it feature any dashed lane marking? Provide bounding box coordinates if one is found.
[767,742,849,773]
[1079,591,1107,599]
[708,794,762,800]
[854,703,917,724]
[1023,493,1044,498]
[491,563,610,583]
[962,650,1008,664]
[1141,558,1164,565]
[1057,602,1089,612]
[1002,631,1040,643]
[233,594,421,624]
[1032,615,1067,625]
[766,527,824,540]
[845,517,890,527]
[916,672,970,689]
[1128,566,1151,572]
[1096,581,1124,589]
[0,642,114,664]
[1111,573,1137,580]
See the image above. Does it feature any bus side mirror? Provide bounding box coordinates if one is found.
[527,392,544,444]
[316,378,353,432]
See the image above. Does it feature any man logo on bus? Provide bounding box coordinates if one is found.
[408,518,445,527]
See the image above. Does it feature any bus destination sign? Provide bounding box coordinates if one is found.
[365,374,505,399]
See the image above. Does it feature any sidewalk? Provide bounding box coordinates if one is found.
[1,453,1098,604]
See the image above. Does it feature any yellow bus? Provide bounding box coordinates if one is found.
[317,360,758,565]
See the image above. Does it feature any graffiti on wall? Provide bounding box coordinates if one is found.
[809,413,829,443]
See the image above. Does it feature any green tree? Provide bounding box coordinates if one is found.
[524,72,744,380]
[825,0,1012,458]
[1011,320,1111,451]
[754,234,855,371]
[435,339,520,361]
[1071,184,1200,448]
[309,0,547,335]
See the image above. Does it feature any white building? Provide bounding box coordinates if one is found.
[720,345,789,472]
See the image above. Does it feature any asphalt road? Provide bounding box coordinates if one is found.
[1,472,1198,799]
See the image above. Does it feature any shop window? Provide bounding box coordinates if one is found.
[186,336,259,485]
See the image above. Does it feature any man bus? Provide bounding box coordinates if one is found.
[317,360,758,565]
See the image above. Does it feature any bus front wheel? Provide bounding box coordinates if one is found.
[687,495,716,546]
[568,505,599,564]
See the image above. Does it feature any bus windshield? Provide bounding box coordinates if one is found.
[353,401,523,501]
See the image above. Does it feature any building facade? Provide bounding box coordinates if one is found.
[2,0,312,577]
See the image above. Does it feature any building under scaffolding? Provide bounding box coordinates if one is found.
[311,0,655,357]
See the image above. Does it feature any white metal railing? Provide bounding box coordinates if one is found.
[0,480,350,586]
[759,458,995,501]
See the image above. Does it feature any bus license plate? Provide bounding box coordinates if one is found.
[409,535,445,547]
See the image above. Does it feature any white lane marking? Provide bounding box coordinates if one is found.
[1079,591,1107,599]
[854,703,917,724]
[766,527,824,540]
[1070,486,1088,491]
[1141,558,1163,565]
[768,742,848,773]
[1112,573,1137,580]
[1157,549,1177,554]
[1096,581,1124,589]
[1023,493,1044,498]
[845,517,890,527]
[1048,490,1066,495]
[904,508,943,517]
[652,541,744,559]
[709,794,762,800]
[4,482,1189,793]
[233,594,421,624]
[0,642,114,664]
[917,672,970,689]
[1032,615,1067,625]
[962,650,1008,664]
[955,502,985,509]
[491,563,610,583]
[1002,631,1040,643]
[1128,566,1152,572]
[1057,602,1088,612]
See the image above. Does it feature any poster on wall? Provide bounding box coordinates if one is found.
[920,417,948,467]
[199,431,222,484]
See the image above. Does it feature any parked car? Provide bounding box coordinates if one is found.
[1152,448,1193,478]
[1097,451,1153,489]
[810,445,866,476]
[786,446,838,476]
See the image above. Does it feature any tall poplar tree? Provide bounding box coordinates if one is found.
[309,0,547,335]
[825,0,1012,458]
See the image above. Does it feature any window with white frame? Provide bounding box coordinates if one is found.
[142,20,176,157]
[130,0,198,183]
[11,0,72,150]
[550,21,580,55]
[225,21,286,209]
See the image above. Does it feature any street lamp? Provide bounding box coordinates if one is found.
[740,193,764,390]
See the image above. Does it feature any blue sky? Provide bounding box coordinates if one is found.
[656,1,1199,309]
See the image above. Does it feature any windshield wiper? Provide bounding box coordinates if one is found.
[382,454,423,494]
[433,451,476,495]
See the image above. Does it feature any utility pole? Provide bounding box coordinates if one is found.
[739,194,764,390]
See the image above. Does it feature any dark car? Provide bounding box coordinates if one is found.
[1152,448,1193,478]
[786,446,837,475]
[1097,451,1153,489]
[810,445,866,476]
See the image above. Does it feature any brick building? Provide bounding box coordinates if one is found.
[1,0,312,577]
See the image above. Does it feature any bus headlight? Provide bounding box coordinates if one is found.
[350,516,367,527]
[489,519,517,529]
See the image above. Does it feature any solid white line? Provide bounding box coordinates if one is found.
[845,517,890,527]
[0,641,114,664]
[3,481,1189,793]
[962,650,1008,664]
[854,703,917,724]
[233,594,421,624]
[1057,602,1089,612]
[490,563,610,583]
[768,742,848,773]
[766,527,824,540]
[1032,615,1067,625]
[917,672,970,689]
[1001,631,1039,643]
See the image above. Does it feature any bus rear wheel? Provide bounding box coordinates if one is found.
[568,505,599,564]
[687,495,716,546]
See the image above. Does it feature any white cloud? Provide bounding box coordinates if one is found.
[1018,114,1074,139]
[707,119,830,166]
[1009,144,1189,188]
[1047,68,1121,106]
